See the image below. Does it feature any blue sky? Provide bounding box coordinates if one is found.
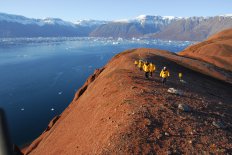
[0,0,232,21]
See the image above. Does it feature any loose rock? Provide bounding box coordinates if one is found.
[178,104,191,112]
[212,121,226,129]
[168,88,183,95]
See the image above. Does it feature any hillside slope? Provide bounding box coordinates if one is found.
[179,28,232,72]
[24,48,232,154]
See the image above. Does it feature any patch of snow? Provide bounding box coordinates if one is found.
[0,12,76,27]
[75,19,108,26]
[113,19,130,23]
[219,14,232,18]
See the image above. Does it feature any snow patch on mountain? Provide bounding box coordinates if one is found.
[0,13,75,27]
[75,19,108,27]
[219,14,232,18]
[112,15,179,26]
[41,18,76,27]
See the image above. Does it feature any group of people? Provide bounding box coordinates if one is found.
[136,60,156,78]
[134,59,181,84]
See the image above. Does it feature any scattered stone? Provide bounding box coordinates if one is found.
[144,118,151,126]
[123,99,134,104]
[204,121,208,125]
[212,121,226,129]
[180,79,187,83]
[165,132,170,136]
[178,104,191,112]
[157,134,163,139]
[131,86,137,90]
[167,150,172,155]
[168,88,183,95]
[218,101,223,105]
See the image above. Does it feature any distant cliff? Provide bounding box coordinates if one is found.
[90,16,232,41]
[152,16,232,41]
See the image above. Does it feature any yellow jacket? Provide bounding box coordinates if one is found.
[143,63,150,72]
[149,63,155,72]
[138,61,144,68]
[134,60,138,65]
[178,73,182,78]
[160,70,170,78]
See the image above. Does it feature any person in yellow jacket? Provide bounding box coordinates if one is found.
[134,60,138,66]
[178,72,183,80]
[160,66,170,84]
[149,63,156,77]
[143,61,150,79]
[137,60,144,71]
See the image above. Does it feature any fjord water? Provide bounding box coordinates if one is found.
[0,37,192,146]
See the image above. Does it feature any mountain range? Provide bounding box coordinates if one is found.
[1,12,232,41]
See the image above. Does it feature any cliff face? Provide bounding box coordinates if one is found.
[24,48,232,154]
[152,17,232,41]
[179,28,232,72]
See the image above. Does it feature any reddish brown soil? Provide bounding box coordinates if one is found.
[24,48,232,154]
[179,28,232,72]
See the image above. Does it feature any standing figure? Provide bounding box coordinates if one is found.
[134,60,138,66]
[160,67,170,84]
[149,63,156,77]
[178,72,183,81]
[143,61,150,79]
[138,60,144,71]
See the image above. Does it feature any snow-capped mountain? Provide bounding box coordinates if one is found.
[41,18,76,27]
[75,19,108,27]
[0,13,75,27]
[90,15,181,38]
[219,14,232,18]
[1,12,232,40]
[113,15,180,25]
[133,15,180,25]
[90,15,232,40]
[0,13,93,37]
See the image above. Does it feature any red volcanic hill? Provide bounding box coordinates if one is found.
[179,28,232,72]
[23,48,232,154]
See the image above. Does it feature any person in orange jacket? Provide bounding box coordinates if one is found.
[160,66,170,84]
